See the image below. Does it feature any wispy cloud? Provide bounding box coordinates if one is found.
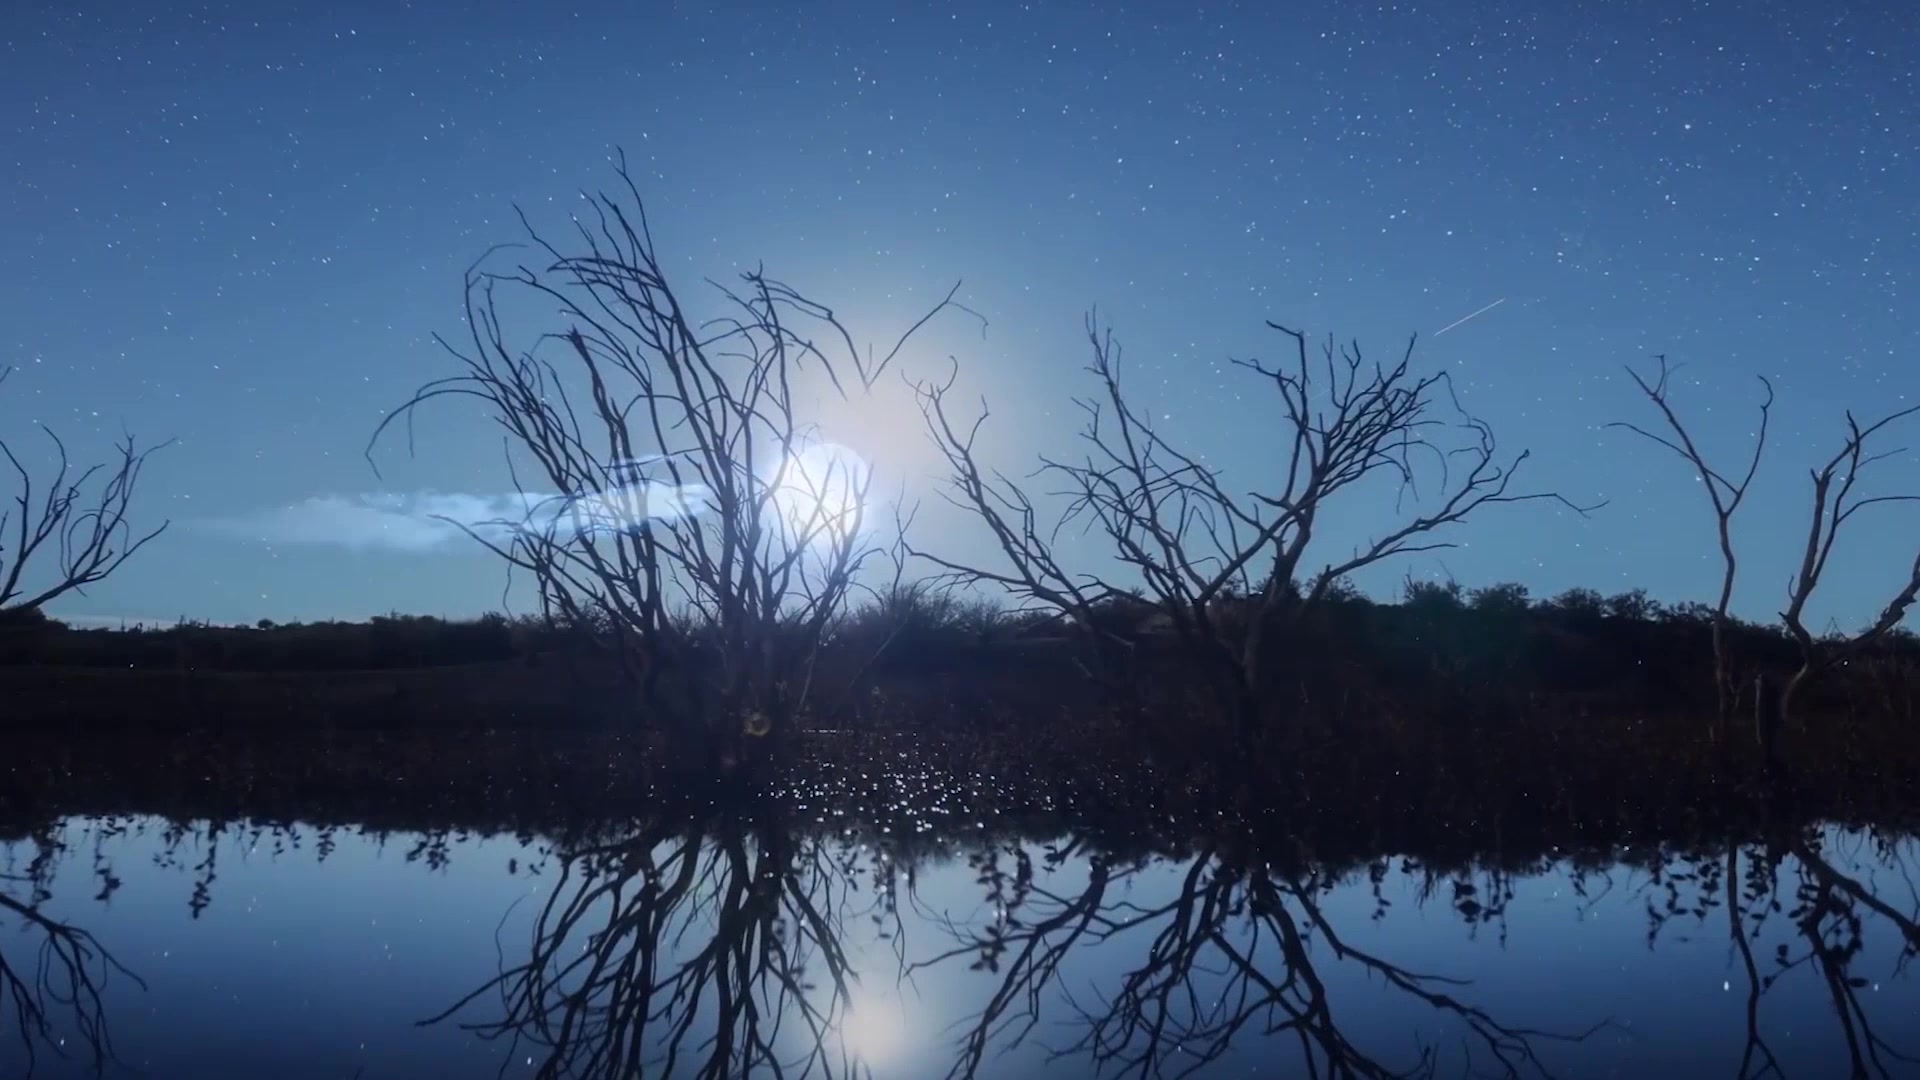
[199,484,712,553]
[200,492,526,552]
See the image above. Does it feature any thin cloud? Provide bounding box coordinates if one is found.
[199,484,712,553]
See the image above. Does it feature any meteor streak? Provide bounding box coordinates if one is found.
[1433,297,1506,336]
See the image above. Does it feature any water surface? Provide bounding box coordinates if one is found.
[4,807,1917,1078]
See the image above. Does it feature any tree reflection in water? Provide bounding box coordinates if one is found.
[11,807,1897,1079]
[1,823,145,1078]
[429,818,1600,1079]
[1714,829,1920,1080]
[911,840,1595,1079]
[427,813,1920,1079]
[420,815,894,1079]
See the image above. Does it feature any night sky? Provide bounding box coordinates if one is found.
[4,0,1916,630]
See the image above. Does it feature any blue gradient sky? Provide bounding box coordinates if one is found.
[3,0,1916,628]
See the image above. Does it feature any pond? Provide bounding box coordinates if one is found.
[3,804,1917,1078]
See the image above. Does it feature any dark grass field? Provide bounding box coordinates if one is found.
[11,597,1920,869]
[8,657,1919,870]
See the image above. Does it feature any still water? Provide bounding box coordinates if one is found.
[3,807,1916,1079]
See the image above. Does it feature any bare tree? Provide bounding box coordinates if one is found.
[1613,358,1920,740]
[1610,356,1773,736]
[909,360,1120,672]
[0,367,169,618]
[913,317,1589,729]
[1776,405,1920,723]
[370,153,966,757]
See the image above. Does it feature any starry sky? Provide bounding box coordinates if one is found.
[3,0,1916,630]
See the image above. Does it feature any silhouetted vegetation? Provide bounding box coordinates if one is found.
[366,154,975,773]
[8,586,1920,886]
[10,581,1919,727]
[1,610,549,671]
[1,366,168,621]
[1613,355,1920,757]
[911,318,1597,742]
[9,162,1920,867]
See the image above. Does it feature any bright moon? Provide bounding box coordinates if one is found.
[768,441,872,550]
[837,992,908,1064]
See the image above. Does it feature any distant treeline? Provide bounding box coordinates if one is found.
[0,609,554,671]
[1284,581,1918,716]
[8,583,1919,711]
[7,581,1920,831]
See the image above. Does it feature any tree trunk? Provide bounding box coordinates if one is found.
[1756,671,1788,776]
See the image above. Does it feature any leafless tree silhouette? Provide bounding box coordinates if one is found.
[1726,842,1784,1080]
[1609,356,1771,736]
[1787,833,1920,1079]
[1776,408,1920,724]
[0,367,169,618]
[910,840,1595,1079]
[913,318,1590,729]
[905,839,1119,1078]
[1710,831,1920,1080]
[422,816,887,1080]
[1,887,145,1078]
[370,152,969,756]
[1613,358,1920,740]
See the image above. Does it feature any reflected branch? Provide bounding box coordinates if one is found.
[1789,837,1920,1079]
[916,844,1598,1079]
[1727,844,1783,1079]
[0,891,145,1078]
[905,842,1121,1079]
[424,817,873,1080]
[1693,833,1920,1080]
